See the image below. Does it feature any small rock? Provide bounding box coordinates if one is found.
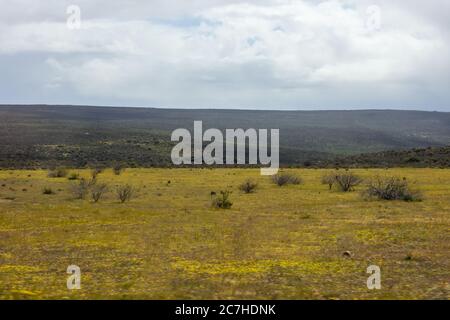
[343,251,352,258]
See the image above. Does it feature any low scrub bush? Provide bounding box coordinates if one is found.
[271,173,302,186]
[91,183,108,203]
[91,168,104,180]
[113,163,125,176]
[363,177,422,201]
[116,184,134,203]
[239,179,258,193]
[67,173,80,180]
[212,191,233,209]
[321,174,336,190]
[43,187,55,195]
[71,178,92,199]
[48,167,68,178]
[334,173,362,192]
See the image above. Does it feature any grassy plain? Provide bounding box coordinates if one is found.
[0,168,449,299]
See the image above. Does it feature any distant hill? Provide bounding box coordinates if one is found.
[332,146,450,168]
[0,105,449,168]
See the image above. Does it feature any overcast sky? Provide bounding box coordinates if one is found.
[0,0,449,110]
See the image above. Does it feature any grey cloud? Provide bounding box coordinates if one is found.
[0,0,448,110]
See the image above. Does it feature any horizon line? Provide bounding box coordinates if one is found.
[0,103,448,113]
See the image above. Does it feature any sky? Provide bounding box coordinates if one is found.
[0,0,449,111]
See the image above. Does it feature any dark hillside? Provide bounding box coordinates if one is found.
[0,105,449,168]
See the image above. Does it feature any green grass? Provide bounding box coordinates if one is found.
[0,168,449,299]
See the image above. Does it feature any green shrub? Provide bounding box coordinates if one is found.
[212,191,233,209]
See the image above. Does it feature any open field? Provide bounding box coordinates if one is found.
[0,168,449,299]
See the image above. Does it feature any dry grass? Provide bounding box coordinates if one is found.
[0,168,449,299]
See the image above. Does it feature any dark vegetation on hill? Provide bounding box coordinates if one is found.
[0,105,449,168]
[330,146,450,168]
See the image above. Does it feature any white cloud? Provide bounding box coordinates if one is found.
[0,0,448,110]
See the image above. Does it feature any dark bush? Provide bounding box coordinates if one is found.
[48,167,68,178]
[212,191,233,209]
[239,179,258,193]
[271,173,302,186]
[321,174,336,190]
[71,178,91,199]
[363,177,422,201]
[334,173,362,192]
[405,157,420,163]
[43,187,55,195]
[116,184,134,203]
[113,163,125,175]
[91,183,108,203]
[91,168,103,180]
[67,173,80,180]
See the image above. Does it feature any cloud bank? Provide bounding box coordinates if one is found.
[0,0,449,110]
